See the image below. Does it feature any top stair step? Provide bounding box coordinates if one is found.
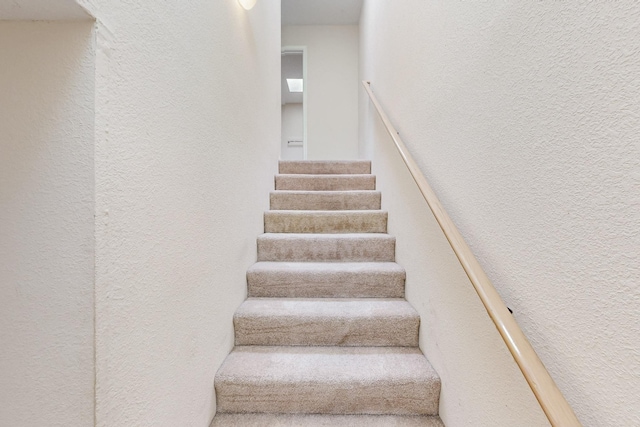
[280,160,371,175]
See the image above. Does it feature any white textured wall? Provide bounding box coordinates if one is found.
[0,22,95,427]
[283,25,359,160]
[281,103,304,160]
[0,0,92,20]
[77,0,281,425]
[360,1,640,426]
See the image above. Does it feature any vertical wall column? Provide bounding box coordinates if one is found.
[0,21,96,427]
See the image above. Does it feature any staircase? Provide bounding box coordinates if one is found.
[211,161,444,426]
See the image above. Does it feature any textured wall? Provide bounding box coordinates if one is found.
[360,1,640,426]
[283,25,359,160]
[0,0,92,20]
[0,22,95,427]
[76,0,281,425]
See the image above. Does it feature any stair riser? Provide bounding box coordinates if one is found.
[257,236,395,262]
[234,316,419,347]
[248,282,404,298]
[264,211,387,234]
[279,161,371,175]
[270,191,381,211]
[276,175,375,191]
[216,382,438,415]
[247,271,405,298]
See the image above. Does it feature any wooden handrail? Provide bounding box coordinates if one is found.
[363,81,581,427]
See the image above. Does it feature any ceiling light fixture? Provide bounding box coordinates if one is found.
[287,78,304,93]
[238,0,257,10]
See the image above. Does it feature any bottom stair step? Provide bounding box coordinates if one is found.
[215,346,441,415]
[210,413,445,426]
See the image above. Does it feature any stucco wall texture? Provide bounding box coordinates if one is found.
[0,0,92,20]
[77,0,281,426]
[0,22,96,426]
[360,1,639,426]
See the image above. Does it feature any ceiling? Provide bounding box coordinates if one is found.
[281,52,303,105]
[282,0,364,25]
[0,0,92,20]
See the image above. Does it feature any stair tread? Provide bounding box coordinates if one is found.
[271,190,380,195]
[211,413,444,426]
[267,209,386,214]
[257,233,396,262]
[270,190,381,211]
[276,174,374,178]
[247,262,405,298]
[258,232,395,239]
[275,174,376,191]
[236,297,417,319]
[248,261,405,274]
[217,345,438,382]
[216,346,440,415]
[264,210,388,234]
[279,160,371,175]
[234,298,419,346]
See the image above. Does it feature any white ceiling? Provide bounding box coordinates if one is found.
[0,0,92,20]
[282,52,303,105]
[282,0,364,25]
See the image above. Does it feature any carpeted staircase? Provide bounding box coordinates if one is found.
[210,161,444,426]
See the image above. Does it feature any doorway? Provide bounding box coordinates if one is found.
[281,47,307,160]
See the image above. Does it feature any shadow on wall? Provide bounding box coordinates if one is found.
[0,21,96,427]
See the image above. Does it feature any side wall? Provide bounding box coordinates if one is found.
[0,22,95,427]
[283,25,359,160]
[360,1,640,426]
[81,0,282,426]
[0,0,91,20]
